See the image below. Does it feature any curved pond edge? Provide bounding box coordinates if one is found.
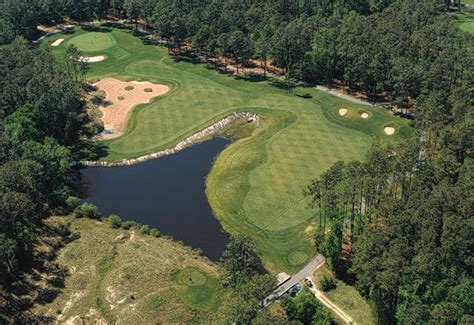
[81,112,260,167]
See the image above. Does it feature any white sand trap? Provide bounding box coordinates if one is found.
[339,108,348,116]
[78,55,106,63]
[94,77,170,139]
[51,38,64,47]
[361,112,369,119]
[384,127,396,135]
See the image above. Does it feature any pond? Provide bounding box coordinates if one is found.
[81,137,231,261]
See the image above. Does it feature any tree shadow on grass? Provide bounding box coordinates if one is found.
[0,221,80,323]
[81,25,112,33]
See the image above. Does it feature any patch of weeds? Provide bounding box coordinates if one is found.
[125,85,134,91]
[117,96,125,101]
[143,88,153,93]
[218,118,256,140]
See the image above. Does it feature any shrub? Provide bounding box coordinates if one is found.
[121,220,137,230]
[150,228,161,237]
[320,275,337,292]
[57,223,71,236]
[124,85,134,91]
[138,224,150,235]
[66,196,81,212]
[143,88,153,93]
[74,203,100,219]
[106,214,122,228]
[117,96,125,100]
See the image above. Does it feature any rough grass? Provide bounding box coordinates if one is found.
[454,9,474,34]
[47,27,413,273]
[32,216,228,323]
[313,266,376,325]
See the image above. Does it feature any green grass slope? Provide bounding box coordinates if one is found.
[313,266,376,325]
[46,27,412,272]
[454,9,474,34]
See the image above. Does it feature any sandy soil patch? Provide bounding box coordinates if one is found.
[94,78,169,139]
[384,127,396,135]
[360,112,369,119]
[51,38,64,47]
[338,108,348,116]
[78,55,106,63]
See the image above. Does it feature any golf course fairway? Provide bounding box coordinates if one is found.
[47,26,413,273]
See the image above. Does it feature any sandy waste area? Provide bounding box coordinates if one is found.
[94,78,169,139]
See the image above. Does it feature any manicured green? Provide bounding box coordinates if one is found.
[175,267,222,312]
[47,27,412,273]
[454,9,474,34]
[66,31,114,52]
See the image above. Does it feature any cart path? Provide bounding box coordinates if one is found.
[262,254,325,306]
[263,254,355,324]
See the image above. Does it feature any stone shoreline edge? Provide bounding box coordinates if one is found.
[80,112,260,167]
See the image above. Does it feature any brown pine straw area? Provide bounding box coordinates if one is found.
[94,78,169,139]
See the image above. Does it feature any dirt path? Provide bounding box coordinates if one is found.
[309,272,354,324]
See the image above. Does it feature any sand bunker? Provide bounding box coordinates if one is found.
[78,56,106,63]
[339,108,348,116]
[384,127,396,135]
[79,56,106,63]
[361,112,369,119]
[94,78,169,139]
[51,38,64,47]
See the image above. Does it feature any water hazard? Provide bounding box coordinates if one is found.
[81,137,231,261]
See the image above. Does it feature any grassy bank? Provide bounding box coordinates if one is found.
[46,27,412,272]
[32,216,227,323]
[454,8,474,34]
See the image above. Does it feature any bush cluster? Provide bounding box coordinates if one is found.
[103,214,161,237]
[319,275,337,292]
[73,203,101,219]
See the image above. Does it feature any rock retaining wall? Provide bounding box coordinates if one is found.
[81,112,259,167]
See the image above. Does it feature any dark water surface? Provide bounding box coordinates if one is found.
[81,137,231,261]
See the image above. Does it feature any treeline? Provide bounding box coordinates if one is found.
[306,28,473,325]
[3,1,471,103]
[0,37,98,316]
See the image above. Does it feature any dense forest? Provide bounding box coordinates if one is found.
[0,37,100,321]
[0,0,472,324]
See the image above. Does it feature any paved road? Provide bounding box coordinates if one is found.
[262,254,325,307]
